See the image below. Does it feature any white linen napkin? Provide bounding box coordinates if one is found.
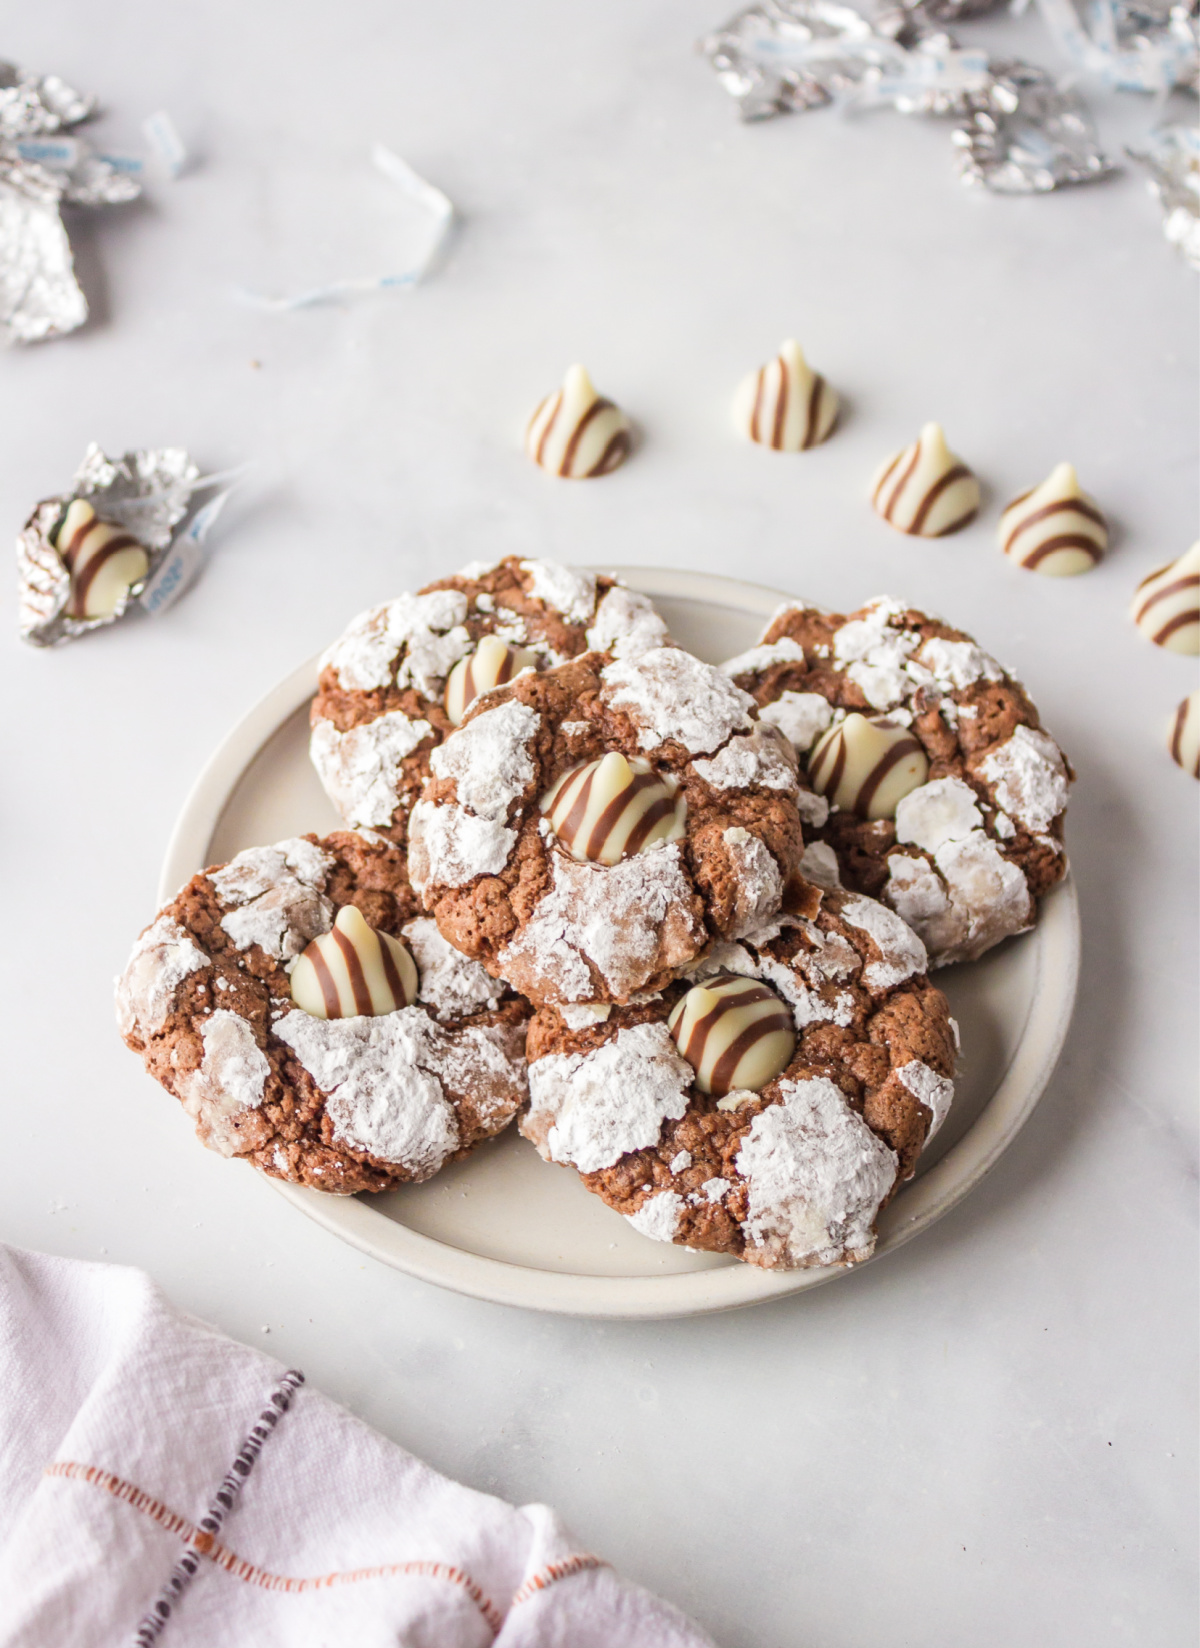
[0,1244,716,1646]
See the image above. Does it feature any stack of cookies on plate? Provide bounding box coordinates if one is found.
[118,558,1072,1271]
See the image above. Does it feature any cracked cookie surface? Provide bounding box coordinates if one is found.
[409,646,805,1008]
[724,597,1072,967]
[522,875,957,1269]
[309,557,670,870]
[117,830,529,1194]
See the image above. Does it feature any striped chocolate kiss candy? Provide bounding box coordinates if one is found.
[53,498,150,619]
[1168,691,1200,780]
[1130,542,1200,655]
[290,905,418,1019]
[807,713,929,821]
[540,752,686,866]
[731,338,838,452]
[871,423,980,538]
[526,364,632,479]
[998,463,1107,577]
[444,635,538,726]
[668,974,796,1098]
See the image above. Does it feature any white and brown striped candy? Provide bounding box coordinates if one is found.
[871,423,980,538]
[668,974,795,1098]
[1168,691,1200,779]
[444,635,538,726]
[53,498,150,619]
[540,751,686,866]
[807,713,929,821]
[998,463,1107,576]
[525,364,632,479]
[1131,542,1200,655]
[290,904,418,1019]
[731,338,838,452]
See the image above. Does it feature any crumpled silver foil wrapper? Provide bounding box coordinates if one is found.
[1035,0,1198,92]
[698,0,991,117]
[700,1,1116,190]
[700,0,882,118]
[952,60,1115,191]
[876,0,1003,47]
[0,61,140,344]
[19,445,199,647]
[1128,122,1200,268]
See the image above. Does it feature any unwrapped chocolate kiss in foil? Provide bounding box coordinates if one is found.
[0,61,141,343]
[1127,122,1200,268]
[18,445,210,647]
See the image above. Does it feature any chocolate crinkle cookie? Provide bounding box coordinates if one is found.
[723,597,1073,967]
[521,875,957,1270]
[309,556,670,854]
[408,643,805,1008]
[116,831,529,1194]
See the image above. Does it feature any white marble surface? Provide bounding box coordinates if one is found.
[3,3,1197,1643]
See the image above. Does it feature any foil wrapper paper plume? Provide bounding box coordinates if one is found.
[18,446,239,647]
[1127,120,1200,264]
[234,144,454,311]
[700,0,1198,226]
[0,60,173,343]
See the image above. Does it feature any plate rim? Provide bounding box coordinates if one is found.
[159,567,1080,1320]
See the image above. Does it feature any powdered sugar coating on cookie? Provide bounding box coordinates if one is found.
[525,1021,693,1173]
[601,648,755,756]
[838,895,928,990]
[693,725,798,794]
[402,916,507,1018]
[176,1010,271,1157]
[586,584,671,659]
[830,603,1005,716]
[519,559,597,625]
[274,1008,524,1180]
[309,711,434,830]
[890,778,1033,960]
[408,801,516,892]
[719,637,807,679]
[209,839,335,962]
[895,1059,955,1139]
[722,827,786,941]
[832,600,920,709]
[498,845,705,1004]
[917,637,1004,694]
[737,1076,898,1268]
[977,726,1070,835]
[757,691,833,757]
[115,916,209,1037]
[322,589,472,696]
[428,699,540,821]
[895,775,982,852]
[626,1189,685,1243]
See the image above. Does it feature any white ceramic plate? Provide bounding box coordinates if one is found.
[160,568,1079,1319]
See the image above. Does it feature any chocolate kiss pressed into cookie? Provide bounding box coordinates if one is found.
[668,974,796,1098]
[291,905,418,1019]
[444,635,539,727]
[807,712,929,822]
[540,752,687,867]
